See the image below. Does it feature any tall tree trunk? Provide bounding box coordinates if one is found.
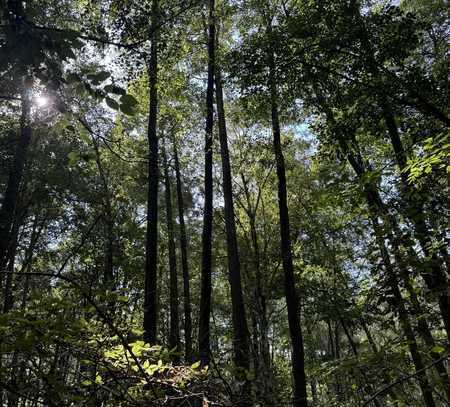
[241,174,274,405]
[357,152,449,403]
[316,94,437,406]
[172,140,192,362]
[91,131,114,287]
[162,139,180,363]
[215,67,250,368]
[334,112,450,395]
[339,316,384,407]
[198,0,215,367]
[382,103,450,342]
[369,215,436,407]
[143,0,159,344]
[3,223,18,313]
[79,117,115,287]
[0,86,31,275]
[266,18,308,407]
[215,67,251,403]
[352,2,450,342]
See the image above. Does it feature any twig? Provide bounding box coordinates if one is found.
[362,354,450,406]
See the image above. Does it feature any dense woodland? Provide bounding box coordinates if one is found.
[0,0,449,406]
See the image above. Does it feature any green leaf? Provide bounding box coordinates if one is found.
[119,103,136,116]
[68,151,79,167]
[431,345,445,354]
[105,97,119,110]
[191,360,201,370]
[104,84,126,95]
[79,129,91,144]
[81,380,92,386]
[66,73,81,84]
[96,71,111,82]
[120,94,138,107]
[88,71,110,83]
[131,340,146,356]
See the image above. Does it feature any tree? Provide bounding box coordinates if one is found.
[216,58,251,397]
[162,137,180,362]
[198,0,216,367]
[0,0,448,405]
[172,137,193,362]
[143,0,160,345]
[265,15,308,407]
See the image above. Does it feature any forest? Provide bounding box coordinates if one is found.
[0,0,449,406]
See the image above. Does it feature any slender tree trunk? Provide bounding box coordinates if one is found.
[355,148,449,402]
[266,19,308,407]
[318,96,437,406]
[369,215,436,407]
[361,321,402,406]
[3,231,17,313]
[80,117,115,287]
[335,112,450,393]
[334,132,436,406]
[215,68,250,370]
[143,0,159,344]
[339,317,384,407]
[19,215,43,309]
[198,0,215,367]
[381,102,450,342]
[6,213,42,406]
[240,174,275,405]
[91,131,114,286]
[172,140,192,362]
[216,67,252,405]
[2,204,25,315]
[353,2,450,341]
[0,87,31,275]
[162,139,180,363]
[403,276,450,401]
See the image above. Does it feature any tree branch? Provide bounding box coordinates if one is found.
[363,354,450,406]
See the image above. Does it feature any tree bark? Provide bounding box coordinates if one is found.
[162,139,180,363]
[266,18,308,407]
[215,68,250,370]
[3,220,19,313]
[330,119,437,407]
[79,116,115,287]
[172,139,192,362]
[0,87,31,275]
[352,2,450,342]
[215,67,252,405]
[369,215,436,407]
[381,100,450,342]
[143,0,159,344]
[347,131,450,401]
[91,130,114,287]
[240,174,274,405]
[198,0,215,367]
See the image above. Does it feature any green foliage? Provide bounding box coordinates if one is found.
[0,0,448,406]
[405,131,449,183]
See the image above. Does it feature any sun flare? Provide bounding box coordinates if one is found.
[35,95,48,107]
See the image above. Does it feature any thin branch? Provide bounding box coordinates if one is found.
[1,0,203,52]
[363,354,450,406]
[0,96,21,101]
